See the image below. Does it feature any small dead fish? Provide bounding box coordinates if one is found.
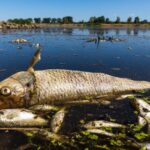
[51,107,67,133]
[12,38,28,44]
[84,120,125,129]
[131,98,150,133]
[30,105,59,112]
[87,129,115,137]
[131,98,150,116]
[0,109,48,127]
[138,116,147,128]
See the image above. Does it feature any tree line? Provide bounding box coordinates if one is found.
[8,16,73,24]
[7,16,149,24]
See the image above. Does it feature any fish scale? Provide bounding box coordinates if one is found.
[28,69,150,106]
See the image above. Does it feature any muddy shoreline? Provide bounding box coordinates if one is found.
[1,22,150,29]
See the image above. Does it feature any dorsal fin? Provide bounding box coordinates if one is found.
[27,49,41,73]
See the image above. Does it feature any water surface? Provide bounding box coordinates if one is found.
[0,28,150,81]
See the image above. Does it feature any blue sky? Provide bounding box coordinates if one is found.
[0,0,149,21]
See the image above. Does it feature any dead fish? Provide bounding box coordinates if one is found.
[29,105,59,112]
[131,98,150,133]
[51,107,67,133]
[138,116,147,128]
[12,38,28,44]
[87,129,115,137]
[0,50,150,109]
[84,120,125,129]
[0,109,48,127]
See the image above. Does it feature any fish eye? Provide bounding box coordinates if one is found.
[0,87,11,96]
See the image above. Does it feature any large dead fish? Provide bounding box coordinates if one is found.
[0,50,150,109]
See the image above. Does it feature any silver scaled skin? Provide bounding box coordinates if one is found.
[0,69,150,109]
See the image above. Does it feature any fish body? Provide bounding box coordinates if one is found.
[0,50,150,109]
[0,109,48,127]
[0,69,150,109]
[84,120,125,129]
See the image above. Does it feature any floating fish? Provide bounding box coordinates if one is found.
[0,50,150,109]
[12,38,28,44]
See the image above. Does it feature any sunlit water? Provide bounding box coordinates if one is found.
[0,28,150,81]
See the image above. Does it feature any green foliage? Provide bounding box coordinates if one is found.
[127,17,132,23]
[42,18,51,23]
[110,139,123,146]
[34,18,41,24]
[115,16,121,23]
[8,18,33,24]
[62,16,73,24]
[134,132,149,141]
[134,16,140,24]
[25,132,33,137]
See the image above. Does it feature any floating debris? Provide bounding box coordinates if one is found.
[86,36,125,43]
[128,47,132,50]
[17,46,22,49]
[12,38,28,44]
[111,68,121,71]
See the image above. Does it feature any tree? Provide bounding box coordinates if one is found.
[141,19,148,24]
[97,16,105,23]
[62,16,73,24]
[51,18,57,24]
[89,17,96,24]
[105,18,110,23]
[34,18,41,24]
[127,17,132,23]
[7,18,33,24]
[134,17,140,24]
[42,18,50,23]
[56,18,62,23]
[115,17,120,23]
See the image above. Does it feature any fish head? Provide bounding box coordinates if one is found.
[0,71,35,109]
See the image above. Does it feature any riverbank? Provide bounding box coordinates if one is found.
[0,22,150,29]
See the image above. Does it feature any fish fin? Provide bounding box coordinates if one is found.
[27,49,41,73]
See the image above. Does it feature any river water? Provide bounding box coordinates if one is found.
[0,28,150,82]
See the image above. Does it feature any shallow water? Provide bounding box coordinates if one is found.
[0,28,150,82]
